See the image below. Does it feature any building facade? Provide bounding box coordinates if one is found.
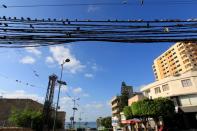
[128,93,144,106]
[111,96,121,118]
[152,42,197,81]
[111,82,135,131]
[141,67,197,128]
[141,70,197,105]
[141,42,197,129]
[121,82,133,97]
[111,96,121,131]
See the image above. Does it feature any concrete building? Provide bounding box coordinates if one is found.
[111,96,121,118]
[111,96,121,131]
[141,68,197,128]
[121,82,133,97]
[141,70,197,112]
[111,82,135,131]
[117,42,197,129]
[128,93,145,106]
[0,98,65,128]
[140,42,197,129]
[152,42,197,81]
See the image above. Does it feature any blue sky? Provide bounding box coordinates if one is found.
[0,0,196,122]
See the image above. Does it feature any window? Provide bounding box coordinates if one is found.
[154,87,161,94]
[144,89,150,97]
[179,94,197,106]
[181,79,192,87]
[183,59,189,64]
[190,94,197,105]
[162,84,169,91]
[185,63,191,68]
[179,96,191,106]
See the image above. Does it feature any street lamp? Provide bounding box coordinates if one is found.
[53,58,70,131]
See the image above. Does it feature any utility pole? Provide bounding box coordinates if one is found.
[79,112,84,128]
[53,58,70,131]
[71,97,80,129]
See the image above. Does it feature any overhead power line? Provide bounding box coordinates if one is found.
[0,16,197,48]
[1,0,197,8]
[0,72,38,88]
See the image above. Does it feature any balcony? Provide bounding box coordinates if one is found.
[112,102,118,108]
[112,109,120,114]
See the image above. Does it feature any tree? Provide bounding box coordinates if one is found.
[123,106,133,119]
[9,108,43,131]
[100,116,112,129]
[153,97,175,117]
[96,117,102,128]
[131,98,175,130]
[152,98,175,129]
[9,108,63,131]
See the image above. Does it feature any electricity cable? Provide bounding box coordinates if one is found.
[1,1,197,8]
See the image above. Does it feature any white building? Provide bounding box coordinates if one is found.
[141,70,197,128]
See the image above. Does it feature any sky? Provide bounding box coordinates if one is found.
[0,0,196,122]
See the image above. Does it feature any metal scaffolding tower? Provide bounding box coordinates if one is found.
[43,74,58,130]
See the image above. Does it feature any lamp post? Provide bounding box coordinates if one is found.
[53,58,70,131]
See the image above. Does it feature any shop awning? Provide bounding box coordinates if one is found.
[121,118,141,124]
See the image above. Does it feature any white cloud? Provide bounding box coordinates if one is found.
[25,47,42,56]
[95,103,104,109]
[106,100,111,107]
[91,63,98,71]
[60,85,68,93]
[59,98,111,122]
[60,96,72,105]
[73,87,82,95]
[87,5,100,12]
[82,93,90,97]
[85,102,104,109]
[137,84,147,91]
[3,90,44,103]
[84,73,94,78]
[45,56,54,63]
[48,46,85,74]
[20,56,35,64]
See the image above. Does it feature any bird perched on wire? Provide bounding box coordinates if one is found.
[122,0,127,4]
[2,4,7,8]
[141,0,144,6]
[33,70,39,77]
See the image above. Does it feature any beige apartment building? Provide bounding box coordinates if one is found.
[153,42,197,81]
[111,96,121,118]
[111,96,121,130]
[141,42,197,129]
